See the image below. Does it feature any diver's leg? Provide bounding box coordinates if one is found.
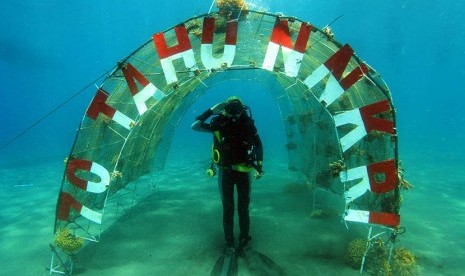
[221,169,235,247]
[218,169,224,200]
[236,171,251,245]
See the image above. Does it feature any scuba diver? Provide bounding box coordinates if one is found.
[191,96,264,251]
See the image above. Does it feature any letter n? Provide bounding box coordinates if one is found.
[262,18,313,77]
[334,99,395,152]
[360,99,395,134]
[304,44,369,106]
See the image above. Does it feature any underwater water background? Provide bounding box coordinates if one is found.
[1,0,464,165]
[1,0,465,275]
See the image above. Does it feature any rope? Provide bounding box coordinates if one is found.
[208,0,216,14]
[0,72,109,152]
[325,14,344,28]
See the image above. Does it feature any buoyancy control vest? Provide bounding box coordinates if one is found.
[211,111,257,171]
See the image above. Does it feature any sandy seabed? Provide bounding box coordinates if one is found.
[0,150,463,276]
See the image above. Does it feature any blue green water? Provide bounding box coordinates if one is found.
[1,1,464,164]
[1,1,464,275]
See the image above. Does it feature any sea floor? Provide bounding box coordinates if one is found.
[0,150,464,275]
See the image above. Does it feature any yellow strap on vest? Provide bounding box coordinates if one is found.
[213,131,220,141]
[212,131,221,164]
[231,163,254,172]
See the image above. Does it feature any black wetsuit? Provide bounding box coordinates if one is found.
[193,109,263,247]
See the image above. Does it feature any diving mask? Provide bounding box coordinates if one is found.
[224,100,244,117]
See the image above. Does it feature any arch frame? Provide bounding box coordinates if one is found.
[50,10,401,274]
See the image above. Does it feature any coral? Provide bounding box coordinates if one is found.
[368,239,391,275]
[55,228,84,254]
[398,167,414,190]
[322,26,334,40]
[288,21,301,36]
[192,28,202,38]
[216,0,249,20]
[380,260,393,276]
[392,247,417,276]
[345,239,367,269]
[111,170,123,180]
[186,19,201,32]
[329,160,346,176]
[345,236,417,276]
[186,19,202,38]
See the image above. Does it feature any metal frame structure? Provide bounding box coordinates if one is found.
[50,8,402,274]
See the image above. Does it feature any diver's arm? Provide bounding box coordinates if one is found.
[191,102,227,132]
[191,108,213,132]
[191,120,210,132]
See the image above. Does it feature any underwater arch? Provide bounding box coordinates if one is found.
[51,10,403,274]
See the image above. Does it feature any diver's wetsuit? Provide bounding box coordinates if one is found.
[192,108,263,247]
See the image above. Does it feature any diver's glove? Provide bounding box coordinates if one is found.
[210,102,228,115]
[254,161,264,180]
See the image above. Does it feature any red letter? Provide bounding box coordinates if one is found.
[56,192,103,224]
[369,211,400,227]
[122,63,165,115]
[153,24,193,59]
[263,18,313,77]
[201,17,238,69]
[367,159,397,194]
[57,192,82,221]
[305,44,369,106]
[153,25,197,84]
[86,89,135,130]
[66,159,109,193]
[360,99,395,134]
[86,89,115,119]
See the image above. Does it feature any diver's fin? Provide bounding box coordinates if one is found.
[210,247,238,276]
[239,248,285,276]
